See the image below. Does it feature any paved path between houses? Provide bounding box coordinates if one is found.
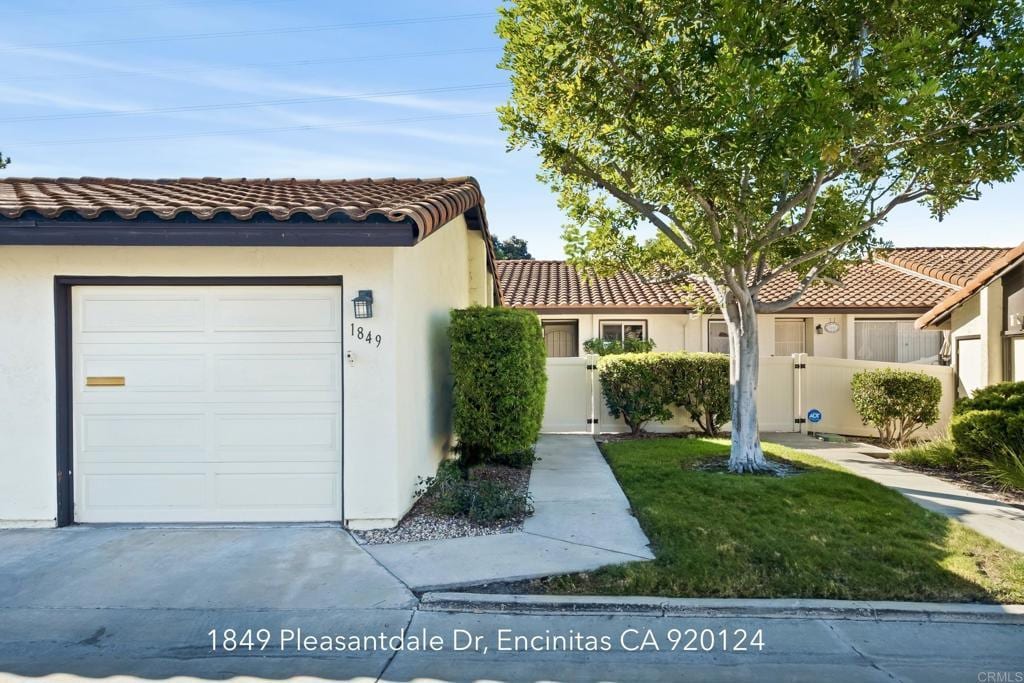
[763,432,1024,554]
[362,434,654,591]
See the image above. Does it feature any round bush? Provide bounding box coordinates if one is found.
[449,307,546,464]
[850,368,942,445]
[950,409,1024,458]
[954,381,1024,415]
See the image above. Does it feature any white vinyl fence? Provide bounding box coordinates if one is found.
[543,353,956,439]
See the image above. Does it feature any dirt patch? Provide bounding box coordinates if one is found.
[683,457,806,477]
[353,464,533,545]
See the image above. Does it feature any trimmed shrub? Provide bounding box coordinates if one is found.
[450,307,546,465]
[950,409,1024,459]
[954,381,1024,415]
[665,352,731,436]
[597,351,731,436]
[598,353,673,434]
[850,368,942,446]
[583,337,657,355]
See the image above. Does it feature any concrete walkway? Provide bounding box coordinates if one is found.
[364,434,654,590]
[764,432,1024,553]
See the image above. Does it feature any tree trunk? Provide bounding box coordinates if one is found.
[724,296,773,473]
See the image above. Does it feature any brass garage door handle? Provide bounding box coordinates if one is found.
[86,376,125,387]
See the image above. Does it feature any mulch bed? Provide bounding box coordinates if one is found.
[352,463,533,545]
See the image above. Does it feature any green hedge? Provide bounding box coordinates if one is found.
[597,352,730,436]
[950,409,1024,459]
[954,381,1024,415]
[850,368,942,446]
[449,307,546,464]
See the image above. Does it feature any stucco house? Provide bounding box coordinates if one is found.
[0,176,498,529]
[497,247,1012,366]
[917,241,1024,396]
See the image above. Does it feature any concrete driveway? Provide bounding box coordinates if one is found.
[0,525,417,680]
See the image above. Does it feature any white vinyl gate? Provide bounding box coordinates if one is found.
[543,354,955,439]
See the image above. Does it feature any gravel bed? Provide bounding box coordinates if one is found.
[353,464,532,545]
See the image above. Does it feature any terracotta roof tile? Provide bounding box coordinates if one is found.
[0,176,484,241]
[496,258,963,312]
[880,247,1011,287]
[917,241,1024,328]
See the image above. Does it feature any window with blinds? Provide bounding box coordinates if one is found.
[855,320,943,364]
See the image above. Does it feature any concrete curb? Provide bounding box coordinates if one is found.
[420,592,1024,624]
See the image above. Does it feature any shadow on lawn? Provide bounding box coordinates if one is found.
[542,437,1024,604]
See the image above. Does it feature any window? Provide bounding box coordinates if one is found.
[708,320,730,354]
[600,321,646,343]
[774,319,807,356]
[542,320,579,357]
[855,319,943,364]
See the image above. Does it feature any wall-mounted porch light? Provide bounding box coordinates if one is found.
[352,290,374,319]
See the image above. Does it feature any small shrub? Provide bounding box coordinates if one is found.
[950,409,1024,458]
[583,337,657,355]
[597,353,673,434]
[954,380,1024,415]
[891,438,960,470]
[416,462,533,523]
[450,307,547,465]
[850,368,942,446]
[665,352,731,436]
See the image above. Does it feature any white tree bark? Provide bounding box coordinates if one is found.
[723,295,773,473]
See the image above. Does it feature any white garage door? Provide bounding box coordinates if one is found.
[72,286,343,523]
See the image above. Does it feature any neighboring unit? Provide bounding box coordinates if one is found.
[0,176,498,529]
[497,248,1010,364]
[917,241,1024,396]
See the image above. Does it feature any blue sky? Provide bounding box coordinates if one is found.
[3,0,1020,258]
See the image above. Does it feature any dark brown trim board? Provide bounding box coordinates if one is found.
[2,214,417,247]
[53,275,345,527]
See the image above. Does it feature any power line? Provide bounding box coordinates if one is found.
[0,83,507,124]
[0,12,494,52]
[11,111,498,147]
[7,0,298,19]
[0,46,501,85]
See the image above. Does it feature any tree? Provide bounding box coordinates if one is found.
[490,234,533,259]
[498,0,1024,472]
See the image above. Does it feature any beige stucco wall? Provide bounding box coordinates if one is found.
[389,217,488,529]
[537,311,929,361]
[0,224,488,528]
[947,277,1006,396]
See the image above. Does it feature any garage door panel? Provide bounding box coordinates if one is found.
[81,413,206,454]
[213,293,338,332]
[72,285,343,523]
[83,473,207,510]
[213,354,339,392]
[81,353,206,392]
[215,473,337,509]
[214,412,339,453]
[80,295,205,333]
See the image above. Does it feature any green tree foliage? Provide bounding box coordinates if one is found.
[490,234,533,260]
[449,307,547,463]
[851,369,942,445]
[498,0,1024,471]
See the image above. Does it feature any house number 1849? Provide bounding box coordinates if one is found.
[350,324,382,348]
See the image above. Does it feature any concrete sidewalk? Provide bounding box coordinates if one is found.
[364,434,654,590]
[764,432,1024,553]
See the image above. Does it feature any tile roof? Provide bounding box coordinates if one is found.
[496,255,973,312]
[0,176,484,241]
[880,247,1011,287]
[917,241,1024,328]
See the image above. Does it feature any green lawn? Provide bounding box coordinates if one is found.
[544,438,1024,603]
